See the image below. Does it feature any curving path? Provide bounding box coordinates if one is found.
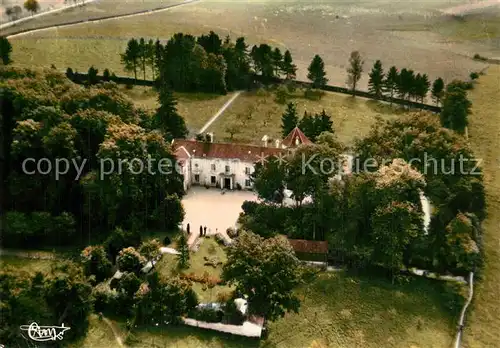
[6,0,202,39]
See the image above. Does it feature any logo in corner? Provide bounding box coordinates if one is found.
[20,322,71,342]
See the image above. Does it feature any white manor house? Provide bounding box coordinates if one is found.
[172,127,313,191]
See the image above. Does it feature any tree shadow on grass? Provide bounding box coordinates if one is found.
[365,99,406,115]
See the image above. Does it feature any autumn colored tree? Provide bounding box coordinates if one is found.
[346,51,364,96]
[24,0,39,15]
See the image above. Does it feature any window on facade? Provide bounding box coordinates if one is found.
[245,179,251,187]
[245,167,250,174]
[194,174,200,182]
[211,176,216,184]
[211,163,216,171]
[225,165,230,173]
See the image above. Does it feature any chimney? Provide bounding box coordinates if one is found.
[262,135,269,147]
[275,139,280,148]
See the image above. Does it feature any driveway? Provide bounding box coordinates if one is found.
[181,187,257,243]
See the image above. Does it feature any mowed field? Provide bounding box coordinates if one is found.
[6,0,500,90]
[462,64,500,348]
[207,89,403,146]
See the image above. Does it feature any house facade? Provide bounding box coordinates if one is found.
[172,127,312,191]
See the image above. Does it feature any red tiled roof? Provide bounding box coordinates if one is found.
[282,127,312,147]
[288,239,328,254]
[172,139,284,162]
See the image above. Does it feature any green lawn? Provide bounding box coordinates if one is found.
[208,89,405,146]
[462,65,500,348]
[119,86,233,133]
[125,272,458,348]
[0,255,55,274]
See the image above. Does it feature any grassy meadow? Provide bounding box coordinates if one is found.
[462,64,500,348]
[207,89,404,146]
[119,86,233,133]
[126,272,458,348]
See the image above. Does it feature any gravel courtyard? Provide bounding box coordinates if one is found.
[181,186,257,237]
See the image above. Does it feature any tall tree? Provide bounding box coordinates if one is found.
[139,239,161,271]
[23,0,39,15]
[298,111,316,141]
[440,82,472,134]
[272,47,283,77]
[177,232,190,269]
[282,50,297,81]
[251,44,275,83]
[121,38,140,80]
[153,85,188,139]
[368,59,384,98]
[197,31,222,55]
[139,37,148,81]
[146,39,156,80]
[307,54,328,89]
[0,36,12,65]
[281,102,299,137]
[346,51,364,96]
[384,66,399,104]
[431,77,445,106]
[415,73,430,103]
[222,231,301,321]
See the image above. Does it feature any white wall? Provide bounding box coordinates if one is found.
[189,157,254,190]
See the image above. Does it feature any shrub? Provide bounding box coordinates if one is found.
[105,227,142,264]
[304,88,324,100]
[193,307,223,323]
[117,272,142,297]
[93,282,119,314]
[274,85,289,104]
[470,72,479,80]
[116,247,146,273]
[66,67,74,78]
[81,245,113,283]
[226,227,238,238]
[256,87,268,97]
[103,69,111,81]
[236,183,242,190]
[216,291,233,303]
[223,299,246,325]
[473,53,487,61]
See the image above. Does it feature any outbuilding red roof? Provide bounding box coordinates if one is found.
[288,239,328,254]
[172,139,284,163]
[282,127,313,147]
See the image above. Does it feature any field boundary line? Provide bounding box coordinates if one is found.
[454,272,474,348]
[5,0,201,39]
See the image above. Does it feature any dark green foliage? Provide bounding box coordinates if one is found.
[192,307,224,323]
[105,227,142,264]
[133,272,198,325]
[307,54,328,89]
[122,38,140,80]
[87,66,99,85]
[177,233,190,269]
[3,211,76,247]
[272,47,283,76]
[153,84,188,139]
[103,68,111,81]
[222,231,301,321]
[150,194,185,231]
[0,36,13,65]
[0,262,93,345]
[81,245,113,283]
[368,60,384,98]
[197,31,222,55]
[66,67,74,78]
[384,66,399,102]
[282,50,297,80]
[440,81,472,134]
[298,110,333,141]
[251,44,276,83]
[470,72,479,80]
[431,77,445,106]
[281,102,299,137]
[252,157,286,204]
[117,272,142,297]
[117,247,146,274]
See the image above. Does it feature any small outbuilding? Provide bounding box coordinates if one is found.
[288,239,328,264]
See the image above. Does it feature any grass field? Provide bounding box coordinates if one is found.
[0,255,55,273]
[7,0,498,90]
[207,89,404,146]
[119,86,232,133]
[462,64,500,348]
[126,272,458,348]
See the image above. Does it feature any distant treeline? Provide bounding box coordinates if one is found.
[66,68,442,113]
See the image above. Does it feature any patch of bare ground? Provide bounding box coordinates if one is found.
[463,64,500,348]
